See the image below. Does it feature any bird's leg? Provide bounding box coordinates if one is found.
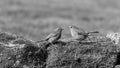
[43,41,54,49]
[87,36,92,42]
[50,42,54,45]
[85,33,93,42]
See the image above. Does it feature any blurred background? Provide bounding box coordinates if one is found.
[0,0,120,41]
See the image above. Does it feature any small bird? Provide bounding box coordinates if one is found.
[37,27,63,44]
[44,27,63,44]
[69,25,99,41]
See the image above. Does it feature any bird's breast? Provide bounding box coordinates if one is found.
[70,30,79,38]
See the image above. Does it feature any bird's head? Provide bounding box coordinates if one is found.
[69,25,79,30]
[55,27,64,32]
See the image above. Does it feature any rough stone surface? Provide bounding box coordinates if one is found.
[0,32,120,68]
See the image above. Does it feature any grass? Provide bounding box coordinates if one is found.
[0,0,120,41]
[46,37,118,68]
[0,32,119,68]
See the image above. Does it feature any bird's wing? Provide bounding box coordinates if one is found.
[45,32,58,40]
[88,31,99,33]
[78,32,85,35]
[77,29,86,35]
[78,28,86,34]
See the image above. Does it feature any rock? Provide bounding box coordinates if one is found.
[0,32,120,68]
[0,32,48,68]
[46,35,119,68]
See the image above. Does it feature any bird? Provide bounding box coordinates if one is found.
[69,25,99,41]
[36,27,63,45]
[44,27,63,44]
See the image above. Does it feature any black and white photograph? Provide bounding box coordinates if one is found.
[0,0,120,68]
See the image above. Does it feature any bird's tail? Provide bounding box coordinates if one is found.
[87,31,99,35]
[88,31,99,33]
